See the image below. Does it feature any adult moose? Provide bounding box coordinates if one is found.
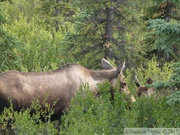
[0,59,135,120]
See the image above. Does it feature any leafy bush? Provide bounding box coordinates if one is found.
[60,82,180,134]
[0,2,23,72]
[134,95,180,128]
[151,62,179,90]
[3,15,65,72]
[60,83,132,135]
[3,1,75,72]
[0,99,58,135]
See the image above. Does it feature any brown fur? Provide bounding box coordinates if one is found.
[137,86,148,97]
[146,78,153,85]
[134,75,155,97]
[0,59,135,120]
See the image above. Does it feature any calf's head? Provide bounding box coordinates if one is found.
[134,75,155,97]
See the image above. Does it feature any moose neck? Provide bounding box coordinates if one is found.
[89,69,117,80]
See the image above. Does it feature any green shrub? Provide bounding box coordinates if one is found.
[152,62,180,91]
[134,95,180,128]
[60,82,179,134]
[0,99,58,135]
[60,83,136,135]
[0,3,23,72]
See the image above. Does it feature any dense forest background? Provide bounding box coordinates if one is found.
[1,0,179,71]
[0,0,180,134]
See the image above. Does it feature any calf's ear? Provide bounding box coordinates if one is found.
[101,58,114,69]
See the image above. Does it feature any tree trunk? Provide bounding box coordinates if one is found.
[165,1,173,22]
[55,0,61,31]
[104,7,114,59]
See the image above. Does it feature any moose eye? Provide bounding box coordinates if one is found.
[120,82,126,88]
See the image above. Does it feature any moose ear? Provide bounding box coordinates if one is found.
[115,61,125,75]
[101,58,114,69]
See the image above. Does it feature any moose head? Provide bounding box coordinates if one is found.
[134,75,155,97]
